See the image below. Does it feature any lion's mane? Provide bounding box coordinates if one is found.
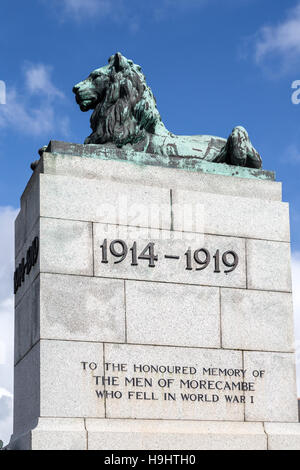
[82,54,162,146]
[72,53,262,170]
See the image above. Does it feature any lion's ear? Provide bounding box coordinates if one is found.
[113,52,128,72]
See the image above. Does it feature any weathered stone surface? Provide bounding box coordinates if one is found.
[40,340,104,418]
[244,351,298,423]
[15,274,126,365]
[265,423,300,450]
[221,289,295,352]
[16,150,280,264]
[39,173,171,230]
[41,152,281,199]
[47,140,274,179]
[247,240,292,292]
[14,276,40,365]
[9,418,87,451]
[31,418,87,450]
[14,340,105,435]
[12,142,299,451]
[86,419,267,450]
[172,189,289,241]
[15,171,40,258]
[13,343,40,436]
[126,281,220,348]
[93,224,246,289]
[40,217,93,276]
[14,219,40,307]
[104,344,244,422]
[40,274,125,344]
[15,217,94,305]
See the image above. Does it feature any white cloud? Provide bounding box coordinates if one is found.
[54,0,254,26]
[24,63,65,99]
[283,144,300,165]
[59,0,204,22]
[253,2,300,72]
[0,63,69,137]
[0,388,12,400]
[60,0,115,19]
[0,88,56,136]
[0,396,13,446]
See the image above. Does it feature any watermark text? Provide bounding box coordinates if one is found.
[0,80,6,104]
[291,80,300,105]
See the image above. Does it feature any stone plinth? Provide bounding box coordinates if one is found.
[9,149,300,450]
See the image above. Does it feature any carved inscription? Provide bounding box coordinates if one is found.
[100,239,239,273]
[14,237,39,294]
[81,361,266,407]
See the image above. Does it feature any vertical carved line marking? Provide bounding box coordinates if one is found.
[219,287,223,349]
[103,343,107,418]
[170,189,174,232]
[242,350,246,422]
[91,222,95,277]
[124,280,128,343]
[245,238,248,290]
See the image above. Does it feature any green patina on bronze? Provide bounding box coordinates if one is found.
[45,140,275,181]
[33,53,274,180]
[72,52,263,171]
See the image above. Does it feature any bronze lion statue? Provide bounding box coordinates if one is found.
[72,52,262,169]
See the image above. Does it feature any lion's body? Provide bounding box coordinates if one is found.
[73,53,262,169]
[120,127,227,162]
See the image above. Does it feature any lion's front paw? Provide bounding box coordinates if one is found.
[223,126,262,169]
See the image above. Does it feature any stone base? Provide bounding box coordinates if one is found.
[7,418,300,450]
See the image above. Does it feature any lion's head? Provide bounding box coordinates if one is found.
[73,52,163,146]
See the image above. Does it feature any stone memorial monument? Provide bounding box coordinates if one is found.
[8,53,300,450]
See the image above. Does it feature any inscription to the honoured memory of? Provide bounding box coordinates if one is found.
[9,52,300,450]
[81,360,264,406]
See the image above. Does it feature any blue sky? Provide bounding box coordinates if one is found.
[1,0,300,444]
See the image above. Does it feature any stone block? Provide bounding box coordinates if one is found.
[40,340,104,418]
[9,418,87,451]
[44,142,276,182]
[93,224,246,289]
[14,276,40,365]
[40,217,93,277]
[244,351,298,423]
[31,418,87,450]
[15,217,94,306]
[42,152,282,201]
[265,423,300,450]
[15,171,40,258]
[221,289,295,352]
[39,173,171,230]
[103,343,244,422]
[13,343,40,436]
[86,419,267,450]
[247,240,292,292]
[15,274,126,364]
[40,273,125,343]
[172,189,290,241]
[14,219,40,307]
[126,281,220,348]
